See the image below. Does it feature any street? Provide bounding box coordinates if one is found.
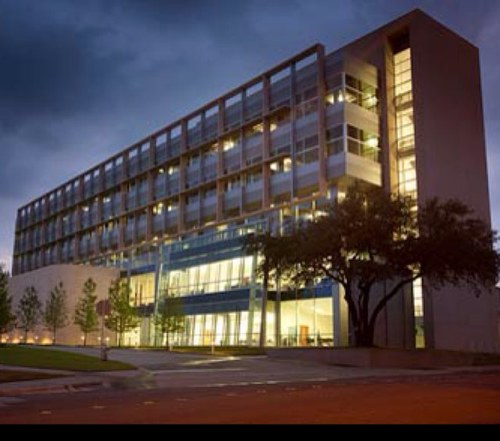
[0,348,499,423]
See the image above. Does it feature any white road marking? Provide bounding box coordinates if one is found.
[191,377,334,389]
[150,368,245,375]
[0,397,25,407]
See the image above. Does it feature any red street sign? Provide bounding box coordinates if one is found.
[96,299,111,317]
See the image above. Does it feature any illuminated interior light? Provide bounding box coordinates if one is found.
[223,139,235,151]
[366,137,379,148]
[253,123,264,133]
[365,96,378,107]
[283,157,292,171]
[158,168,165,174]
[270,123,278,132]
[326,94,334,105]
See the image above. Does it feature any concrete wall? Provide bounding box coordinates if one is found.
[7,264,119,346]
[340,9,499,353]
[266,347,494,369]
[410,13,499,353]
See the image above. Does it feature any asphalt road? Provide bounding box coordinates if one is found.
[1,349,499,424]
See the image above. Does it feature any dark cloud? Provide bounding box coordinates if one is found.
[0,0,499,269]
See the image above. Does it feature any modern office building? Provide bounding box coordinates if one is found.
[9,9,499,352]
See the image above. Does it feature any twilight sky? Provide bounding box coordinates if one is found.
[1,0,499,271]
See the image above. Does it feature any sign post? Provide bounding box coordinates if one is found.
[96,299,111,361]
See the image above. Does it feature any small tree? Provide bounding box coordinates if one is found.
[249,185,500,347]
[17,286,42,342]
[74,278,99,346]
[0,264,15,342]
[43,282,68,344]
[154,295,185,349]
[105,279,140,347]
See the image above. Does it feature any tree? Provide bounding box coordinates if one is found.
[154,294,185,349]
[0,264,15,341]
[17,286,42,342]
[245,232,297,347]
[248,185,499,347]
[73,278,99,346]
[43,282,68,344]
[105,279,140,347]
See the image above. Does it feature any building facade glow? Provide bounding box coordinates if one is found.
[9,10,498,352]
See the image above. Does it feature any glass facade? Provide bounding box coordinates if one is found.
[394,48,424,348]
[12,41,406,349]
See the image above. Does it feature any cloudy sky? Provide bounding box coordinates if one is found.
[1,0,499,271]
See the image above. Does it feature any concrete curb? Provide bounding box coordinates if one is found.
[0,380,107,397]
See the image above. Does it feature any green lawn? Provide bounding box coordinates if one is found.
[0,345,135,371]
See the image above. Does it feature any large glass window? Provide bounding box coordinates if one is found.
[346,125,380,162]
[130,273,156,306]
[394,48,423,347]
[326,73,378,113]
[167,255,254,297]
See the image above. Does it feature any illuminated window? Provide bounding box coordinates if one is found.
[283,157,292,172]
[153,202,164,215]
[223,139,236,151]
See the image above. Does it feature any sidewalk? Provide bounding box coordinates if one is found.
[0,364,141,397]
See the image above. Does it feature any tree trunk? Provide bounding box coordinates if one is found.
[166,331,170,350]
[355,294,373,347]
[53,328,56,345]
[353,326,375,347]
[83,332,87,347]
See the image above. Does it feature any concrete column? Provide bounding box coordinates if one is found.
[333,284,349,347]
[121,151,129,183]
[99,164,105,194]
[290,63,297,199]
[316,45,328,195]
[146,140,155,242]
[216,98,224,222]
[178,155,187,234]
[77,176,84,203]
[149,137,156,169]
[146,180,154,242]
[262,75,271,209]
